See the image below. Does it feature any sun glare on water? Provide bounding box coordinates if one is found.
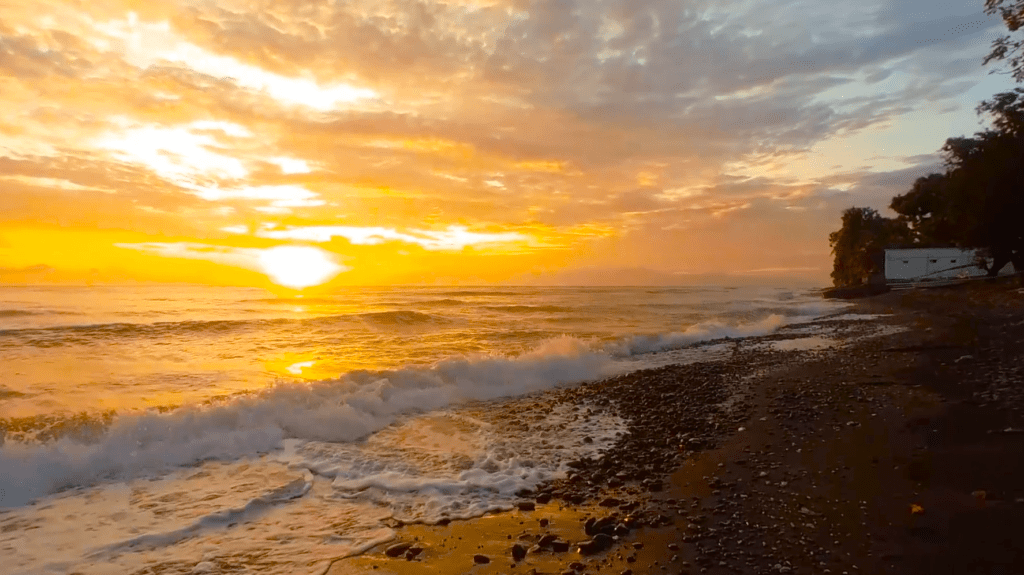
[257,246,345,289]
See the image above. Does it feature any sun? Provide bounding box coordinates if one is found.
[257,246,346,289]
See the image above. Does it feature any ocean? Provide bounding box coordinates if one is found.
[0,284,847,574]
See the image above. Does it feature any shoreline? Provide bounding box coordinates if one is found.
[328,282,1024,575]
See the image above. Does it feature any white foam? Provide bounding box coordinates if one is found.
[608,313,816,356]
[89,475,313,556]
[0,401,624,575]
[822,313,889,321]
[0,313,812,508]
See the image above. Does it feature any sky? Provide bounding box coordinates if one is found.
[0,0,1017,289]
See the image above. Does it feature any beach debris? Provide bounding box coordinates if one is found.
[518,501,536,511]
[910,504,925,515]
[473,554,490,564]
[955,355,974,363]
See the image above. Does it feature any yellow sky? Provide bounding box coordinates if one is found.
[0,0,1013,288]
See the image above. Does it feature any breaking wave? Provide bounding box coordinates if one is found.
[0,311,822,508]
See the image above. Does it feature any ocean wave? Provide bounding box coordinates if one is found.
[351,310,444,325]
[256,297,341,305]
[482,305,573,313]
[0,339,610,507]
[0,312,811,508]
[0,309,38,318]
[0,310,448,343]
[415,298,467,307]
[88,475,313,557]
[0,386,28,401]
[607,314,794,356]
[432,290,522,297]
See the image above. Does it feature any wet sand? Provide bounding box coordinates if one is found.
[329,281,1024,575]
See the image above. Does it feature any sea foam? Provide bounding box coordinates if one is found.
[0,312,823,508]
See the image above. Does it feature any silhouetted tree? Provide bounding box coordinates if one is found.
[889,173,960,245]
[985,0,1024,81]
[828,207,912,287]
[889,90,1024,275]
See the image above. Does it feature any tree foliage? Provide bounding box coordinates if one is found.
[826,8,1024,287]
[985,0,1024,81]
[828,207,911,287]
[889,89,1024,275]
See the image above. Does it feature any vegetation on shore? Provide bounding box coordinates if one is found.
[830,4,1024,287]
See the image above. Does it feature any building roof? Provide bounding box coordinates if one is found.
[885,248,977,257]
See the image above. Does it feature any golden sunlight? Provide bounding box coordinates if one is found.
[256,245,346,289]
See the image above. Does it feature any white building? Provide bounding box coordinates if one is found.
[884,248,993,283]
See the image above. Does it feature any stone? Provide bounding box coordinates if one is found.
[539,534,559,547]
[578,534,614,555]
[385,542,412,558]
[511,543,528,561]
[473,554,490,564]
[518,501,536,511]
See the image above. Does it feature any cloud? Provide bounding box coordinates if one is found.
[0,0,1018,283]
[240,224,530,251]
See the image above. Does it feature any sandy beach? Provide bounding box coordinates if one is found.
[330,281,1024,575]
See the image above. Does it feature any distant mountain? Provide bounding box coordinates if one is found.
[507,266,824,287]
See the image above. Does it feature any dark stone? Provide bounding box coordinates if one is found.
[473,554,490,564]
[594,516,618,535]
[518,501,536,511]
[539,534,559,547]
[599,497,621,507]
[551,539,571,552]
[536,493,552,504]
[385,542,412,557]
[578,533,614,555]
[511,543,527,561]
